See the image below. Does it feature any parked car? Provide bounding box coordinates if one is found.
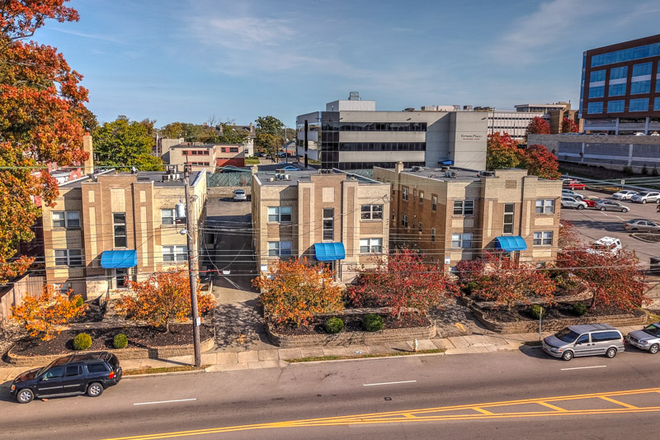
[232,189,247,202]
[587,236,622,255]
[627,323,660,354]
[582,196,601,208]
[562,189,585,199]
[277,166,299,172]
[612,190,638,200]
[10,352,122,403]
[561,196,588,210]
[542,324,625,361]
[631,191,660,204]
[256,152,266,157]
[624,218,660,232]
[563,180,587,190]
[595,200,629,212]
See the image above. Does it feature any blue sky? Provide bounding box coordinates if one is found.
[38,0,660,128]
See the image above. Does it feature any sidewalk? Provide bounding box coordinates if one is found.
[0,326,643,383]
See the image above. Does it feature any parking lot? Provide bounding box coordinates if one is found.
[561,189,660,267]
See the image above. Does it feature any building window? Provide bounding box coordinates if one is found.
[535,199,555,214]
[204,150,210,155]
[419,191,424,204]
[162,245,187,262]
[418,222,423,232]
[431,228,436,242]
[630,98,649,112]
[161,209,175,225]
[533,231,553,246]
[607,100,625,113]
[451,233,472,249]
[361,204,383,220]
[608,83,626,96]
[588,86,604,98]
[655,98,660,111]
[402,187,409,201]
[587,101,603,114]
[632,62,652,76]
[503,204,514,234]
[322,208,334,240]
[268,241,292,256]
[54,249,83,266]
[609,66,628,80]
[590,70,606,82]
[113,213,127,248]
[229,147,239,153]
[359,238,382,253]
[267,206,292,222]
[432,195,437,211]
[631,80,651,94]
[453,200,474,215]
[52,211,80,228]
[401,214,408,228]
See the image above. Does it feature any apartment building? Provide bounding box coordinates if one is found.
[373,164,562,268]
[42,168,206,299]
[251,169,390,282]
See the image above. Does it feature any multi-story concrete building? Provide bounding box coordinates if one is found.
[251,168,390,282]
[296,93,488,171]
[42,167,206,299]
[373,164,562,268]
[580,34,660,134]
[167,143,216,171]
[487,102,578,142]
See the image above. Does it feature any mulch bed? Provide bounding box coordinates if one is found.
[10,324,213,357]
[481,303,636,323]
[270,313,431,336]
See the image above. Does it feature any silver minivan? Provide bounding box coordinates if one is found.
[542,324,625,361]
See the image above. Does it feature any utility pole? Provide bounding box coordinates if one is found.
[183,164,202,367]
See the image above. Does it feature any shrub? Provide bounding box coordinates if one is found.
[530,304,547,319]
[573,302,588,316]
[74,296,84,308]
[324,317,344,334]
[73,333,92,351]
[653,165,659,176]
[362,313,383,332]
[642,164,648,175]
[622,166,634,175]
[113,333,128,349]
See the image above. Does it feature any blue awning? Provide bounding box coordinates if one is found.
[314,243,346,261]
[101,250,138,269]
[495,236,527,252]
[438,159,454,165]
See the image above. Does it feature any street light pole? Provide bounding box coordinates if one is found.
[183,164,202,367]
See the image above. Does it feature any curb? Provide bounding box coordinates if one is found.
[122,369,208,379]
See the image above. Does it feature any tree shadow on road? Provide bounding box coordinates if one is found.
[213,299,272,350]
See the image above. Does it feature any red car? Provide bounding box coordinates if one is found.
[563,179,587,190]
[582,196,601,207]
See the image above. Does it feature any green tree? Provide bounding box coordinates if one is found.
[255,115,284,160]
[219,123,249,144]
[487,133,521,170]
[93,116,163,170]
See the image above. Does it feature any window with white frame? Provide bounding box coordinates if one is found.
[419,191,424,204]
[432,195,437,211]
[267,206,292,222]
[113,213,127,247]
[52,211,80,228]
[451,233,472,249]
[161,209,175,225]
[163,245,187,262]
[453,200,474,215]
[535,199,555,214]
[401,214,408,227]
[533,231,553,246]
[268,241,292,256]
[361,204,383,220]
[503,204,515,234]
[402,187,409,201]
[54,249,83,266]
[431,228,436,242]
[359,238,382,253]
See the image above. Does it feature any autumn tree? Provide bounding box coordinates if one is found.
[255,115,284,160]
[466,253,556,309]
[556,248,647,311]
[92,116,163,171]
[527,116,551,135]
[253,258,343,327]
[12,285,87,341]
[519,144,561,179]
[115,270,215,333]
[0,1,90,282]
[561,117,579,133]
[557,220,580,249]
[486,133,521,170]
[346,249,459,319]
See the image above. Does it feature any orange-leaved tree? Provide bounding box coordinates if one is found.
[0,1,90,283]
[346,249,459,320]
[115,270,215,333]
[486,132,521,170]
[253,257,343,327]
[11,284,87,340]
[527,116,551,135]
[520,144,561,179]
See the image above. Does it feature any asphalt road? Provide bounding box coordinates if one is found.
[4,347,660,440]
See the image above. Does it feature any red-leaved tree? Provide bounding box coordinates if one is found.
[561,117,579,133]
[527,117,551,135]
[520,144,561,179]
[346,249,459,319]
[555,248,647,311]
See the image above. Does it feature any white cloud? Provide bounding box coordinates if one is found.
[50,27,124,44]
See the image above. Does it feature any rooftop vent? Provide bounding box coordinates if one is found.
[411,166,425,172]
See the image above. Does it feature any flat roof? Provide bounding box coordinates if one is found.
[256,169,384,186]
[60,170,204,189]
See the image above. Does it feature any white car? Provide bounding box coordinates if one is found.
[612,190,638,200]
[631,191,660,204]
[587,237,622,255]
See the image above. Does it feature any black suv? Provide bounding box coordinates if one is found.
[10,351,122,403]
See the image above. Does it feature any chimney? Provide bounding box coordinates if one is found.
[395,161,404,174]
[83,133,94,175]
